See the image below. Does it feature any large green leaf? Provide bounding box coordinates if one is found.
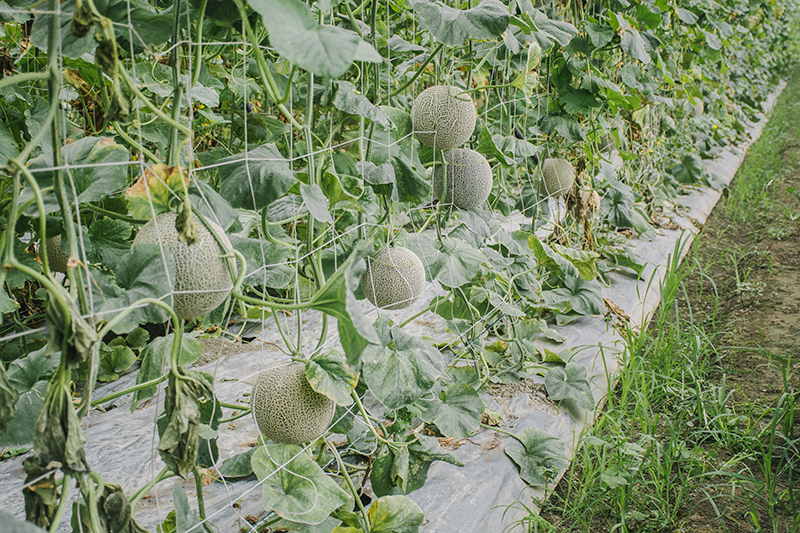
[551,243,598,281]
[476,125,513,167]
[0,510,49,533]
[96,244,177,334]
[505,428,567,487]
[252,444,350,524]
[429,238,486,289]
[305,351,358,406]
[362,319,443,410]
[0,119,19,167]
[7,346,59,391]
[371,437,460,497]
[528,236,581,281]
[228,233,293,288]
[0,381,47,448]
[0,364,19,439]
[370,106,413,166]
[218,144,298,210]
[511,8,577,50]
[301,183,334,224]
[562,274,604,315]
[368,495,424,533]
[333,82,391,127]
[544,362,594,409]
[97,343,137,382]
[130,332,203,410]
[25,137,129,214]
[87,218,132,270]
[249,0,380,79]
[621,29,650,64]
[392,153,431,206]
[410,0,509,47]
[417,384,483,440]
[585,22,614,48]
[308,241,379,367]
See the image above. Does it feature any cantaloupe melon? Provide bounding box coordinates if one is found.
[251,362,335,445]
[361,246,425,310]
[432,148,493,209]
[46,235,70,273]
[133,212,233,320]
[412,85,477,149]
[538,158,575,198]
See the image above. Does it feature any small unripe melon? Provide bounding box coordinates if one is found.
[133,212,233,320]
[539,158,575,198]
[412,85,477,149]
[46,235,70,273]
[251,363,335,445]
[361,246,425,310]
[432,148,493,209]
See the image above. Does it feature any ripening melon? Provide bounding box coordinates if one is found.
[133,212,233,320]
[412,85,477,149]
[251,362,335,445]
[361,246,425,310]
[432,148,493,209]
[538,158,575,198]
[46,235,70,273]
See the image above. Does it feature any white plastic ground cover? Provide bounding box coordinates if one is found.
[0,84,785,532]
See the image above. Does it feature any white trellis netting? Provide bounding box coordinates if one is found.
[0,0,792,531]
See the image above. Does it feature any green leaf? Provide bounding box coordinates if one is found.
[585,22,614,48]
[369,106,414,166]
[476,125,513,167]
[368,495,424,533]
[229,233,293,288]
[562,274,604,315]
[125,164,190,220]
[409,0,509,47]
[635,4,662,30]
[505,428,567,487]
[98,344,137,382]
[0,119,19,167]
[0,381,47,448]
[218,448,256,479]
[1,289,19,314]
[131,332,203,410]
[158,368,214,477]
[7,346,59,391]
[528,236,581,281]
[218,144,298,210]
[392,153,431,206]
[702,29,722,51]
[301,183,334,224]
[539,114,585,142]
[674,7,698,25]
[252,444,350,524]
[0,364,19,439]
[0,509,49,533]
[560,87,601,115]
[362,319,443,410]
[126,328,150,350]
[512,9,577,50]
[87,218,132,270]
[429,238,486,288]
[417,384,483,440]
[371,436,461,497]
[97,244,177,334]
[305,351,358,406]
[172,482,201,533]
[620,29,650,64]
[309,241,379,366]
[25,137,129,215]
[249,0,380,79]
[359,160,398,202]
[551,243,598,281]
[333,82,391,127]
[545,362,594,409]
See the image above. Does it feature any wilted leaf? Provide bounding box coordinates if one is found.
[368,495,424,533]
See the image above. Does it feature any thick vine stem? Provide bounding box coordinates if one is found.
[324,436,372,532]
[129,466,173,511]
[48,473,71,533]
[393,43,444,94]
[112,121,160,163]
[191,0,209,88]
[192,465,214,533]
[9,161,51,273]
[232,0,302,128]
[0,70,49,91]
[90,373,169,407]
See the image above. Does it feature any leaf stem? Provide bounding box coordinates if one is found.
[129,466,173,512]
[480,422,526,445]
[393,43,444,94]
[191,0,208,88]
[81,202,149,225]
[91,374,169,407]
[112,121,160,163]
[192,465,214,533]
[324,436,372,532]
[0,70,49,91]
[48,473,71,533]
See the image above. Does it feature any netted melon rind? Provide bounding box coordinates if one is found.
[46,235,70,273]
[432,148,493,209]
[539,158,575,198]
[251,362,335,445]
[412,85,477,149]
[361,246,425,310]
[133,212,233,320]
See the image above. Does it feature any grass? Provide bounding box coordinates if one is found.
[531,68,800,533]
